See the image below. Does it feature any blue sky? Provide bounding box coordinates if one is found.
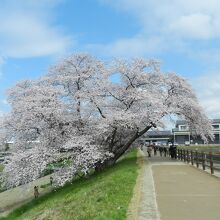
[0,0,220,119]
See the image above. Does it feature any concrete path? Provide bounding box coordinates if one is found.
[128,148,220,220]
[151,154,220,220]
[126,149,160,220]
[0,175,52,217]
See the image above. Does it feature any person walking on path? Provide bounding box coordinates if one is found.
[163,146,168,157]
[153,143,157,156]
[173,145,177,159]
[147,144,153,157]
[169,144,177,159]
[159,146,163,157]
[169,144,174,158]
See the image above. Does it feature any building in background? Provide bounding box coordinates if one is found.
[173,119,220,145]
[140,119,220,146]
[139,130,172,145]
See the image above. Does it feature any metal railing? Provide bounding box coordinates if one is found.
[177,149,220,175]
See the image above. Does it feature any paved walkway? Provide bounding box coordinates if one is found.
[127,148,220,220]
[126,150,160,220]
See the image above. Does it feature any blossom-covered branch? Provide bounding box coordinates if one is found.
[1,54,213,188]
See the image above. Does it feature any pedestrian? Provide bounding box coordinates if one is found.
[169,144,177,159]
[163,146,167,157]
[147,144,153,157]
[159,146,163,157]
[169,144,174,158]
[173,145,177,159]
[153,143,157,156]
[34,186,39,199]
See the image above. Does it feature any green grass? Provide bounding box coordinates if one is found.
[1,150,138,220]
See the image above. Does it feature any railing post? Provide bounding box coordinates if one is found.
[184,150,186,162]
[191,150,194,165]
[202,152,205,170]
[180,149,183,160]
[209,152,214,174]
[196,151,199,168]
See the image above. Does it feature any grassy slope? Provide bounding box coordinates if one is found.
[2,150,138,220]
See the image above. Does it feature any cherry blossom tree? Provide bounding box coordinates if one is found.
[0,53,213,188]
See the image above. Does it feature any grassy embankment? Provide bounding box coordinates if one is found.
[1,149,139,220]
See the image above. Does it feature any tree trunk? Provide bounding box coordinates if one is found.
[95,124,153,171]
[95,158,117,172]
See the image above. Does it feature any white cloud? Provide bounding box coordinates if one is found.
[192,73,220,119]
[87,35,166,57]
[101,0,220,38]
[169,14,214,40]
[97,0,220,56]
[0,0,72,58]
